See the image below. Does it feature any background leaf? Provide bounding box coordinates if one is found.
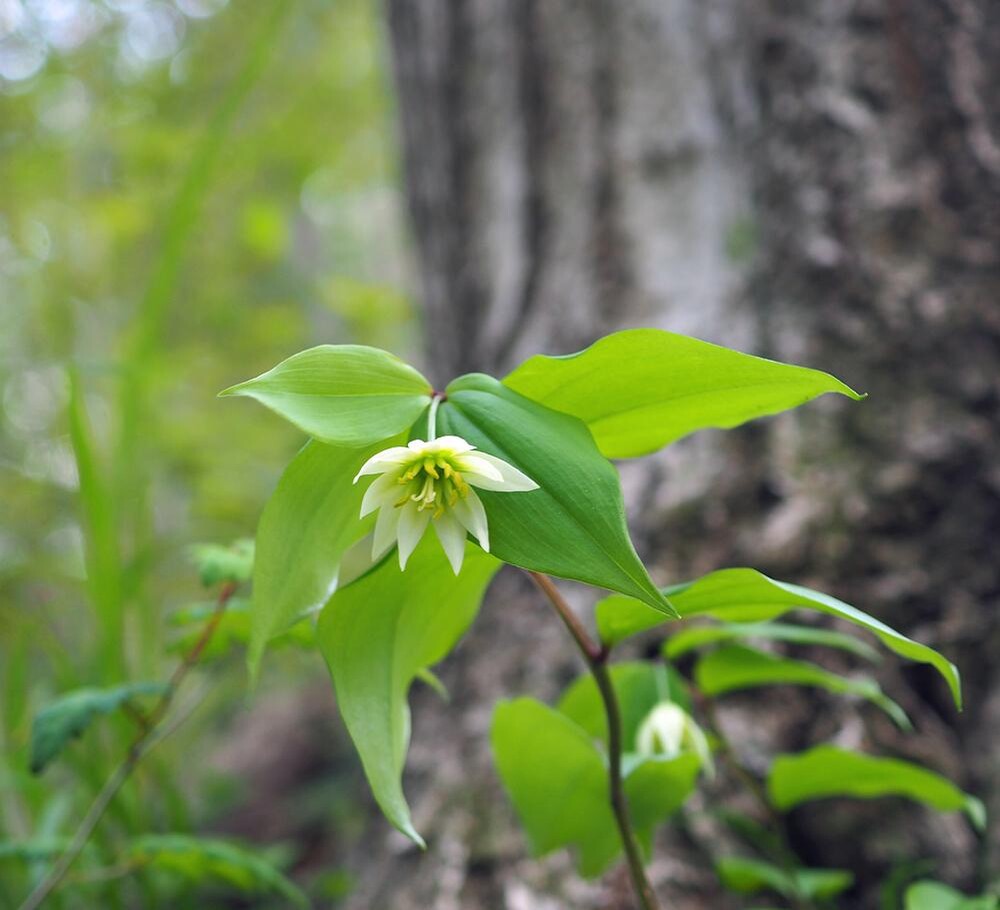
[491,697,699,878]
[665,621,880,662]
[595,568,960,708]
[221,344,432,446]
[438,373,674,615]
[503,328,863,458]
[189,539,254,588]
[30,682,167,774]
[716,855,853,901]
[248,438,399,678]
[905,881,998,910]
[767,746,985,830]
[317,535,499,845]
[125,834,307,906]
[694,645,910,728]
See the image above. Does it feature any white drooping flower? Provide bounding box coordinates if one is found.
[353,435,538,574]
[635,702,714,776]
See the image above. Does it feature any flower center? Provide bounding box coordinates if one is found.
[394,455,470,517]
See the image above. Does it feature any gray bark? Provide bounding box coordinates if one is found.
[336,1,1000,907]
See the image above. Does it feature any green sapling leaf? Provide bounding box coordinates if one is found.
[503,328,863,458]
[220,344,433,447]
[438,373,675,615]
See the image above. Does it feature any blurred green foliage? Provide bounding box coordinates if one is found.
[0,0,413,904]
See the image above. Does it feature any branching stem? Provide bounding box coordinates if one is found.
[527,572,662,910]
[17,582,237,910]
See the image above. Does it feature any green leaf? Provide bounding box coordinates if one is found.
[491,697,698,878]
[558,662,690,751]
[625,753,701,838]
[694,645,910,729]
[220,344,433,446]
[438,373,674,615]
[30,682,168,774]
[665,621,880,662]
[767,746,985,830]
[0,838,80,863]
[317,535,499,846]
[503,328,863,459]
[248,438,398,679]
[125,834,307,907]
[595,568,961,708]
[716,856,853,901]
[169,598,315,661]
[188,539,254,588]
[905,881,998,910]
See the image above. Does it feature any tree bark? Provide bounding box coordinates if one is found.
[342,1,1000,907]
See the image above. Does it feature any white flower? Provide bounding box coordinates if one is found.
[636,702,714,776]
[353,435,538,574]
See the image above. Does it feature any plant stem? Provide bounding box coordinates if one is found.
[427,393,442,440]
[17,582,237,910]
[527,572,662,910]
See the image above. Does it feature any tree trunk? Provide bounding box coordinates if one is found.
[340,2,1000,907]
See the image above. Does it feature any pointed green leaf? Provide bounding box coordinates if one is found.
[220,344,433,446]
[665,621,879,662]
[126,834,307,906]
[768,746,985,830]
[558,662,690,751]
[596,568,960,708]
[439,373,674,615]
[30,682,168,774]
[317,535,499,845]
[716,856,853,901]
[905,881,998,910]
[249,438,398,678]
[492,697,698,878]
[694,645,910,729]
[503,328,863,458]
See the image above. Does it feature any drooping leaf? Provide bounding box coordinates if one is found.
[694,645,910,729]
[220,344,433,446]
[595,568,960,708]
[438,373,674,615]
[557,662,690,751]
[188,539,254,588]
[716,856,853,901]
[491,697,698,878]
[248,438,399,679]
[665,621,880,662]
[503,328,863,459]
[30,682,168,774]
[125,834,306,907]
[905,881,998,910]
[317,535,499,846]
[767,746,985,830]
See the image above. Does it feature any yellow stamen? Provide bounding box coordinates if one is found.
[424,459,439,479]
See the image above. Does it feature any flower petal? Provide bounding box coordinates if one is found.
[353,446,414,482]
[397,502,431,569]
[360,471,401,518]
[452,488,490,551]
[431,435,475,455]
[372,502,402,560]
[432,511,467,574]
[454,453,504,483]
[461,452,538,492]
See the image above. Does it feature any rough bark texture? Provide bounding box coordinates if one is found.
[337,1,1000,907]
